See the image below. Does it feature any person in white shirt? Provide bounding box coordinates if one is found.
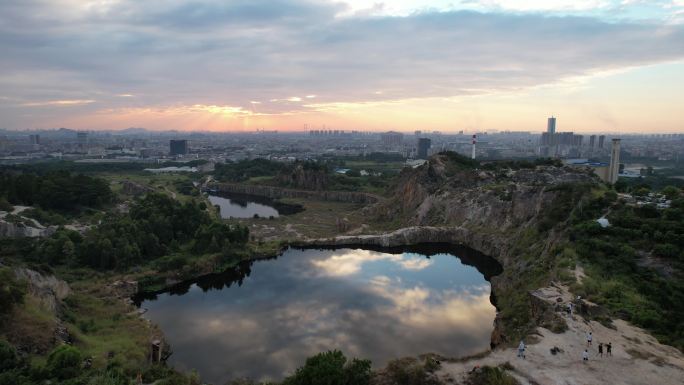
[587,332,593,346]
[517,340,526,359]
[582,349,589,362]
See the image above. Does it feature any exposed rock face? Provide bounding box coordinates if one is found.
[306,155,599,347]
[14,268,71,314]
[306,226,466,248]
[372,155,595,233]
[0,219,56,238]
[276,164,329,190]
[212,183,381,204]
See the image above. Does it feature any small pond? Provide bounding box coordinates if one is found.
[138,244,501,383]
[207,192,302,219]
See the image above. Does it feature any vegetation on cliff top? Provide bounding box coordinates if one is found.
[569,193,684,350]
[0,170,113,212]
[23,193,248,270]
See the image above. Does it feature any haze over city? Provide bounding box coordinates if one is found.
[1,0,684,133]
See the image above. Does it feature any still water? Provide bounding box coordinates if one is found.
[208,193,280,218]
[139,245,500,383]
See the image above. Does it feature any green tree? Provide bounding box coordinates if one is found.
[282,350,371,385]
[0,340,21,371]
[633,187,650,197]
[662,185,681,200]
[46,345,82,380]
[653,243,679,258]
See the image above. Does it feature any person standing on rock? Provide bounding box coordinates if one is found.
[586,332,593,346]
[582,349,589,362]
[517,340,526,359]
[567,302,574,315]
[607,342,612,356]
[598,343,603,357]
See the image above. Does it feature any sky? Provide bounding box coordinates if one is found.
[1,0,683,133]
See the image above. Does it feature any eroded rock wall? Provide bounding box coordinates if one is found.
[212,183,381,204]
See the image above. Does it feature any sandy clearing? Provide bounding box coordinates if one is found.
[438,284,684,385]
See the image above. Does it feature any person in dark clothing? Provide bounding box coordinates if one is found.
[607,342,612,356]
[598,343,603,357]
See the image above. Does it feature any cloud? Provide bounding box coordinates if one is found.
[20,99,96,107]
[310,249,434,276]
[1,0,683,128]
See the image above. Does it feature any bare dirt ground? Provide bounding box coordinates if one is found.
[230,198,368,241]
[438,284,684,385]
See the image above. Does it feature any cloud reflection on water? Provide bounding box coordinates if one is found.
[142,248,495,383]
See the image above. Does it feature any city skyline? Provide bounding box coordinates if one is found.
[1,0,684,133]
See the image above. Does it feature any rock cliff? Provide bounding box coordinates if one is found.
[211,183,381,204]
[0,216,56,238]
[275,163,329,190]
[14,268,71,314]
[371,154,594,234]
[308,154,600,346]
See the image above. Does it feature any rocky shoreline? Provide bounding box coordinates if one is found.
[211,182,383,204]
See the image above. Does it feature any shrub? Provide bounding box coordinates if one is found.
[155,254,189,272]
[46,344,82,380]
[385,357,440,385]
[0,198,12,212]
[465,365,519,385]
[87,370,129,385]
[282,350,371,385]
[0,268,25,315]
[0,370,33,385]
[0,340,21,371]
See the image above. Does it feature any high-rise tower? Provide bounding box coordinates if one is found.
[607,138,621,184]
[416,138,431,159]
[547,117,556,134]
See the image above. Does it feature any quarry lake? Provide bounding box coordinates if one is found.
[207,192,302,218]
[138,245,501,383]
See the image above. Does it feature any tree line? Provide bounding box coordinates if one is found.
[0,170,113,211]
[35,193,248,270]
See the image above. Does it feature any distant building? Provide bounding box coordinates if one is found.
[77,132,88,144]
[598,135,605,149]
[540,131,583,147]
[607,139,621,184]
[29,134,40,145]
[584,138,621,183]
[169,139,188,156]
[380,131,404,147]
[547,117,556,134]
[140,148,153,158]
[416,138,431,159]
[589,135,596,148]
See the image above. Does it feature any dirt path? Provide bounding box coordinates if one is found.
[438,284,684,385]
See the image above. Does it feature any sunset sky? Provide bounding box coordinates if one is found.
[1,0,683,133]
